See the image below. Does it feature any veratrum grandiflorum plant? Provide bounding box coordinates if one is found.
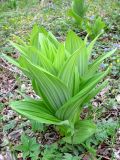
[69,0,88,27]
[2,26,116,144]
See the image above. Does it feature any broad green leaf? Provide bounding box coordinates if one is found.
[30,120,44,132]
[23,46,57,74]
[10,41,29,59]
[78,42,88,76]
[65,31,89,76]
[56,68,110,122]
[10,41,57,74]
[65,30,83,54]
[73,67,80,95]
[53,43,65,72]
[31,49,57,75]
[30,25,41,49]
[37,54,57,75]
[47,31,59,49]
[32,80,41,97]
[24,60,70,112]
[39,33,57,62]
[63,120,96,144]
[30,25,59,49]
[59,46,84,95]
[87,34,100,58]
[69,9,83,25]
[79,68,109,91]
[72,0,88,18]
[81,80,108,105]
[90,17,106,39]
[86,48,117,78]
[11,100,69,125]
[19,46,41,66]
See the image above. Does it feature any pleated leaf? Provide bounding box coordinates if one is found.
[29,25,47,49]
[53,44,65,72]
[73,67,80,95]
[72,0,88,18]
[32,80,41,97]
[56,68,110,122]
[86,48,117,78]
[10,100,69,125]
[24,60,70,112]
[69,9,83,25]
[65,31,83,54]
[10,41,57,74]
[63,120,96,144]
[78,42,88,76]
[81,80,108,105]
[59,46,84,95]
[39,33,57,62]
[47,31,59,49]
[30,25,59,49]
[87,34,100,59]
[23,46,57,74]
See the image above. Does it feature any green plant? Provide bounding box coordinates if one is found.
[95,118,119,143]
[41,143,80,160]
[63,153,80,160]
[69,0,88,26]
[85,17,106,39]
[15,134,40,160]
[2,25,116,144]
[0,0,38,12]
[7,0,17,9]
[69,1,106,39]
[81,118,119,157]
[30,119,44,132]
[3,120,16,132]
[41,143,62,160]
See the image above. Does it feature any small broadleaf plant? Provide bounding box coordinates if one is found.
[85,16,106,39]
[2,25,116,144]
[69,0,105,40]
[16,134,40,160]
[69,0,88,27]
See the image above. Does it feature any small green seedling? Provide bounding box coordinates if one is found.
[69,0,88,27]
[85,17,106,39]
[15,134,40,160]
[30,119,44,132]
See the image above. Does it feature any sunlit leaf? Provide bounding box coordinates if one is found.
[63,120,96,144]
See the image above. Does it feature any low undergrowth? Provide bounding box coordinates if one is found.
[0,0,119,160]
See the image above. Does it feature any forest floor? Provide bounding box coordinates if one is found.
[0,0,120,160]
